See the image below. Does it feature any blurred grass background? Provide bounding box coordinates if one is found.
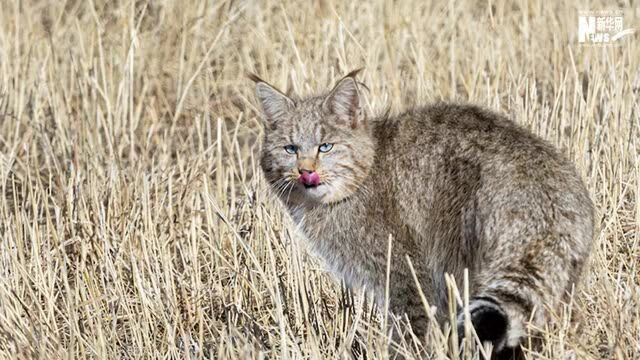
[0,0,638,358]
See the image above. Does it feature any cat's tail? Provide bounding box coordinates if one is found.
[456,292,526,358]
[456,234,591,356]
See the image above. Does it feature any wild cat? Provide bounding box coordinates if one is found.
[251,70,594,357]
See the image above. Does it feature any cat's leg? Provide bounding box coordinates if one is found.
[385,269,435,357]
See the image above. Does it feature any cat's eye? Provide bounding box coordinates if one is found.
[284,145,298,154]
[318,143,333,153]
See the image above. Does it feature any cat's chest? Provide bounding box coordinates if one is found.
[296,204,367,246]
[292,203,387,289]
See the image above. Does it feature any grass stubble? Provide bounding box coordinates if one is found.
[0,0,638,358]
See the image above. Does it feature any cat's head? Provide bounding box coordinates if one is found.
[253,71,375,205]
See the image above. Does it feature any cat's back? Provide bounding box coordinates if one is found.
[372,102,583,186]
[370,102,593,250]
[373,102,553,161]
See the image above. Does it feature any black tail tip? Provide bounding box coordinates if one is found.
[458,299,521,358]
[468,303,508,343]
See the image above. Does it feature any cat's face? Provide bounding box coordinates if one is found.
[255,75,374,205]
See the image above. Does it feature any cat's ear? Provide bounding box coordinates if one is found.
[323,71,364,128]
[249,73,294,126]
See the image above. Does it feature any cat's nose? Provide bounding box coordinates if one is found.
[298,170,320,187]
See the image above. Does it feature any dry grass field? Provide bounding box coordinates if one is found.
[0,0,639,358]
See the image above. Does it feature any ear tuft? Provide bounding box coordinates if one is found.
[344,67,364,79]
[247,72,266,84]
[254,81,294,125]
[324,77,362,126]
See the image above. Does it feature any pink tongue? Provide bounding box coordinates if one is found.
[300,171,320,186]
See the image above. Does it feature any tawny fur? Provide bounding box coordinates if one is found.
[254,72,594,353]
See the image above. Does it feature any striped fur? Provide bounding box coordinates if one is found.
[254,72,594,356]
